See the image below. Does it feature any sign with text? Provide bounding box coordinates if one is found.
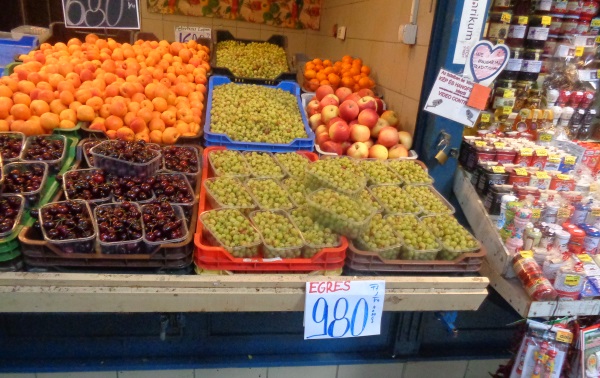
[465,40,509,86]
[453,0,489,64]
[62,0,140,29]
[304,280,385,340]
[175,26,211,43]
[424,69,481,127]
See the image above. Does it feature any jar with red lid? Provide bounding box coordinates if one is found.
[567,227,586,253]
[487,12,512,42]
[550,174,576,191]
[515,147,534,166]
[529,171,553,189]
[582,1,599,16]
[496,147,518,164]
[549,14,564,34]
[526,16,551,48]
[508,167,531,186]
[561,15,579,34]
[514,185,542,200]
[531,148,549,169]
[567,0,583,15]
[576,18,591,34]
[507,16,529,47]
[477,146,496,163]
[552,0,570,13]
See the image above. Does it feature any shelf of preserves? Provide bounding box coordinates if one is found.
[0,272,488,313]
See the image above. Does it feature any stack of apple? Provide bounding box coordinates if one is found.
[306,85,412,159]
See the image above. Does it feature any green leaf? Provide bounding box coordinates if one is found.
[202,5,212,15]
[285,12,291,19]
[263,12,273,21]
[225,6,231,13]
[209,0,219,7]
[270,3,280,14]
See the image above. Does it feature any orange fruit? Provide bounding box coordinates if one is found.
[341,77,354,88]
[312,58,323,65]
[359,77,373,89]
[361,65,371,75]
[305,62,315,71]
[76,105,96,122]
[10,104,31,120]
[327,73,340,87]
[304,69,317,80]
[342,55,352,63]
[320,80,331,86]
[323,59,332,67]
[316,72,327,82]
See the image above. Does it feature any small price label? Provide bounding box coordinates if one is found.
[556,330,573,344]
[549,154,561,163]
[514,168,528,176]
[539,134,553,142]
[502,106,513,115]
[564,275,581,286]
[304,280,385,339]
[541,16,551,26]
[501,12,511,23]
[518,16,529,25]
[520,148,533,156]
[592,209,600,217]
[497,39,505,44]
[535,149,547,156]
[557,174,571,180]
[596,36,600,44]
[564,156,576,165]
[532,208,541,218]
[575,46,585,57]
[520,250,533,258]
[494,142,506,149]
[475,141,487,147]
[481,113,491,123]
[591,18,600,28]
[558,208,570,218]
[492,166,506,173]
[503,89,515,98]
[578,254,593,263]
[536,171,550,179]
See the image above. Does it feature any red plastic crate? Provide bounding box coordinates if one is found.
[194,146,347,272]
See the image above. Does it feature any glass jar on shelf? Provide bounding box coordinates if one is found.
[519,49,544,81]
[525,15,551,49]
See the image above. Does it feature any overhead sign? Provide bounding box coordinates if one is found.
[174,26,211,43]
[464,40,510,86]
[304,280,385,340]
[424,68,482,127]
[62,0,140,29]
[453,0,489,64]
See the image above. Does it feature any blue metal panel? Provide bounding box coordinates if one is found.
[415,0,491,197]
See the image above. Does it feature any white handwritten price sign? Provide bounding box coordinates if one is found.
[175,26,212,43]
[62,0,140,29]
[304,280,385,340]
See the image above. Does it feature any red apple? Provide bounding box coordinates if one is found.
[316,131,331,145]
[364,139,374,149]
[350,124,371,142]
[315,124,327,135]
[369,144,389,160]
[327,116,344,127]
[346,142,369,158]
[316,85,335,101]
[398,131,413,149]
[321,105,340,124]
[341,141,352,154]
[329,120,350,142]
[358,88,375,97]
[357,96,378,112]
[358,109,379,128]
[307,99,320,116]
[321,140,343,155]
[346,93,361,104]
[381,110,399,127]
[374,98,385,115]
[309,113,322,130]
[377,126,399,148]
[339,100,360,122]
[335,87,353,102]
[349,119,359,127]
[388,144,409,159]
[319,94,339,108]
[371,122,386,138]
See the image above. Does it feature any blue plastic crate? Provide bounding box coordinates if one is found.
[0,36,38,67]
[0,68,4,77]
[204,75,315,152]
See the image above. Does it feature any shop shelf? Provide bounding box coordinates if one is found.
[204,76,314,152]
[194,146,347,273]
[211,30,295,84]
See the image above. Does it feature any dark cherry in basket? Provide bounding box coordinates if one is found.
[0,134,23,160]
[41,200,95,241]
[96,202,143,243]
[0,195,23,234]
[23,136,64,161]
[162,146,199,174]
[142,201,184,242]
[4,165,45,193]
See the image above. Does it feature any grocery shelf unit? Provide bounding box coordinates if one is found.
[454,167,600,318]
[0,272,488,312]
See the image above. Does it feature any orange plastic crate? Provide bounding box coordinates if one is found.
[194,146,347,272]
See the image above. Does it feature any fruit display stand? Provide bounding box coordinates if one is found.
[453,166,600,317]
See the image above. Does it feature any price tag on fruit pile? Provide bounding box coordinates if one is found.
[175,26,211,43]
[304,280,385,339]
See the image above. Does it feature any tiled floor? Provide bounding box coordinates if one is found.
[0,360,507,378]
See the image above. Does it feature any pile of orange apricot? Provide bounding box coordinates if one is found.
[0,33,210,144]
[302,55,374,93]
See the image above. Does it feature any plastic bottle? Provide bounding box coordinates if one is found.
[513,252,558,300]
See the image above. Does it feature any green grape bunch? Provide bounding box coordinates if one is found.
[290,206,340,258]
[387,214,440,260]
[405,185,452,215]
[210,83,306,144]
[216,41,289,79]
[354,214,402,259]
[251,210,304,258]
[208,150,249,177]
[305,157,366,197]
[358,189,383,214]
[387,160,433,185]
[307,189,374,238]
[244,152,285,179]
[370,185,421,215]
[204,176,255,211]
[201,209,261,258]
[421,215,479,260]
[282,176,308,206]
[359,160,402,186]
[275,152,310,178]
[246,178,294,210]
